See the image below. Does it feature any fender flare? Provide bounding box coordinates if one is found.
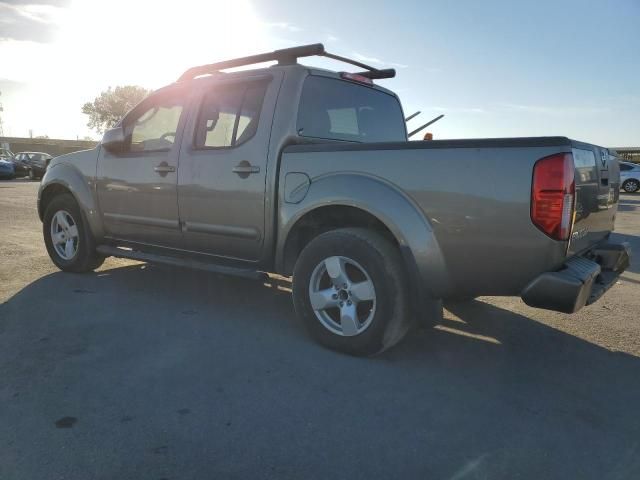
[38,163,105,239]
[277,172,451,299]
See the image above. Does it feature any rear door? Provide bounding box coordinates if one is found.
[177,74,278,262]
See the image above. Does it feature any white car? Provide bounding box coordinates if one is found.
[620,161,640,193]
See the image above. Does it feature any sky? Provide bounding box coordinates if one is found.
[0,0,638,146]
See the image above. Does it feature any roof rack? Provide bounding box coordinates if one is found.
[177,43,396,82]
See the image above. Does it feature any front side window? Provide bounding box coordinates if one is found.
[124,93,184,153]
[297,75,406,143]
[194,81,267,149]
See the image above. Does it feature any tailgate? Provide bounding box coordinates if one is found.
[568,141,620,256]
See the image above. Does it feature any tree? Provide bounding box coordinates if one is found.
[82,85,150,134]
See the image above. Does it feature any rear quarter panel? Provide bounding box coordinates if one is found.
[280,140,572,297]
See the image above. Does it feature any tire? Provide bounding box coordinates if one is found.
[43,193,105,272]
[292,228,412,356]
[622,179,639,193]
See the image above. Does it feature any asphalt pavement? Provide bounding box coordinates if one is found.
[1,179,639,479]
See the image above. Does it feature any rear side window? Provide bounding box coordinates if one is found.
[195,81,267,149]
[620,163,633,171]
[297,75,406,143]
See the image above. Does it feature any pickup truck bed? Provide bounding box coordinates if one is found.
[279,136,620,299]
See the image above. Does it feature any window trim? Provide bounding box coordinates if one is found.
[116,88,186,156]
[191,77,270,152]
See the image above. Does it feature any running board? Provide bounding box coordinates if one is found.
[96,245,267,281]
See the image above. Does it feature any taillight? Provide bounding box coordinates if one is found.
[531,153,575,241]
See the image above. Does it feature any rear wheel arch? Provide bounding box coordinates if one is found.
[281,205,399,276]
[278,174,452,299]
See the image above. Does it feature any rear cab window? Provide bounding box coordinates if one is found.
[297,75,406,143]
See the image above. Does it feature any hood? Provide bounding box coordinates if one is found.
[48,147,98,169]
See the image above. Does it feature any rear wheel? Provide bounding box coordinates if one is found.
[43,193,105,272]
[622,179,639,193]
[292,228,412,356]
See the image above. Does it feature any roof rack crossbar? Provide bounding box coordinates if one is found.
[178,43,396,81]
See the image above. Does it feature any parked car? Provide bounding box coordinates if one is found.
[619,161,640,193]
[37,44,630,355]
[15,152,54,180]
[0,157,16,179]
[7,152,28,177]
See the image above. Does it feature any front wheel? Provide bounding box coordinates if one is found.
[622,179,640,193]
[292,228,412,356]
[43,193,105,272]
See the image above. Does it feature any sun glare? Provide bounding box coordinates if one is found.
[0,0,270,137]
[57,0,267,88]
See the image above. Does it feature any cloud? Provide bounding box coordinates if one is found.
[0,1,67,42]
[352,52,383,65]
[326,34,339,42]
[500,103,609,116]
[352,52,408,69]
[2,0,70,5]
[431,106,487,114]
[262,21,301,32]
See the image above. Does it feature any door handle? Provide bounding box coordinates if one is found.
[154,164,176,173]
[232,161,260,178]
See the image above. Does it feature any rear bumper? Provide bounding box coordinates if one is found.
[521,241,631,313]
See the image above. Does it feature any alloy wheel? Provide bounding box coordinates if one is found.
[50,210,80,260]
[308,256,376,336]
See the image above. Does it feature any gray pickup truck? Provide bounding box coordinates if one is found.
[38,44,630,355]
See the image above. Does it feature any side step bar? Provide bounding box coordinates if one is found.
[96,245,267,281]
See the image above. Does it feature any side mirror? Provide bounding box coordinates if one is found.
[101,126,127,154]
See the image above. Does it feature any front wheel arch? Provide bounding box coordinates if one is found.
[39,183,74,221]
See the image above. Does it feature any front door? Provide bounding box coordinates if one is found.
[96,88,187,249]
[177,75,277,262]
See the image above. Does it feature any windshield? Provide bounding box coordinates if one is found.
[297,75,406,143]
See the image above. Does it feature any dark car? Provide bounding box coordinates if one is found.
[15,152,54,180]
[6,151,27,177]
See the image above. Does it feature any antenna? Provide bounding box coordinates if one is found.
[408,114,445,138]
[405,111,421,122]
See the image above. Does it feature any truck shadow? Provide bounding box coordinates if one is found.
[1,263,640,478]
